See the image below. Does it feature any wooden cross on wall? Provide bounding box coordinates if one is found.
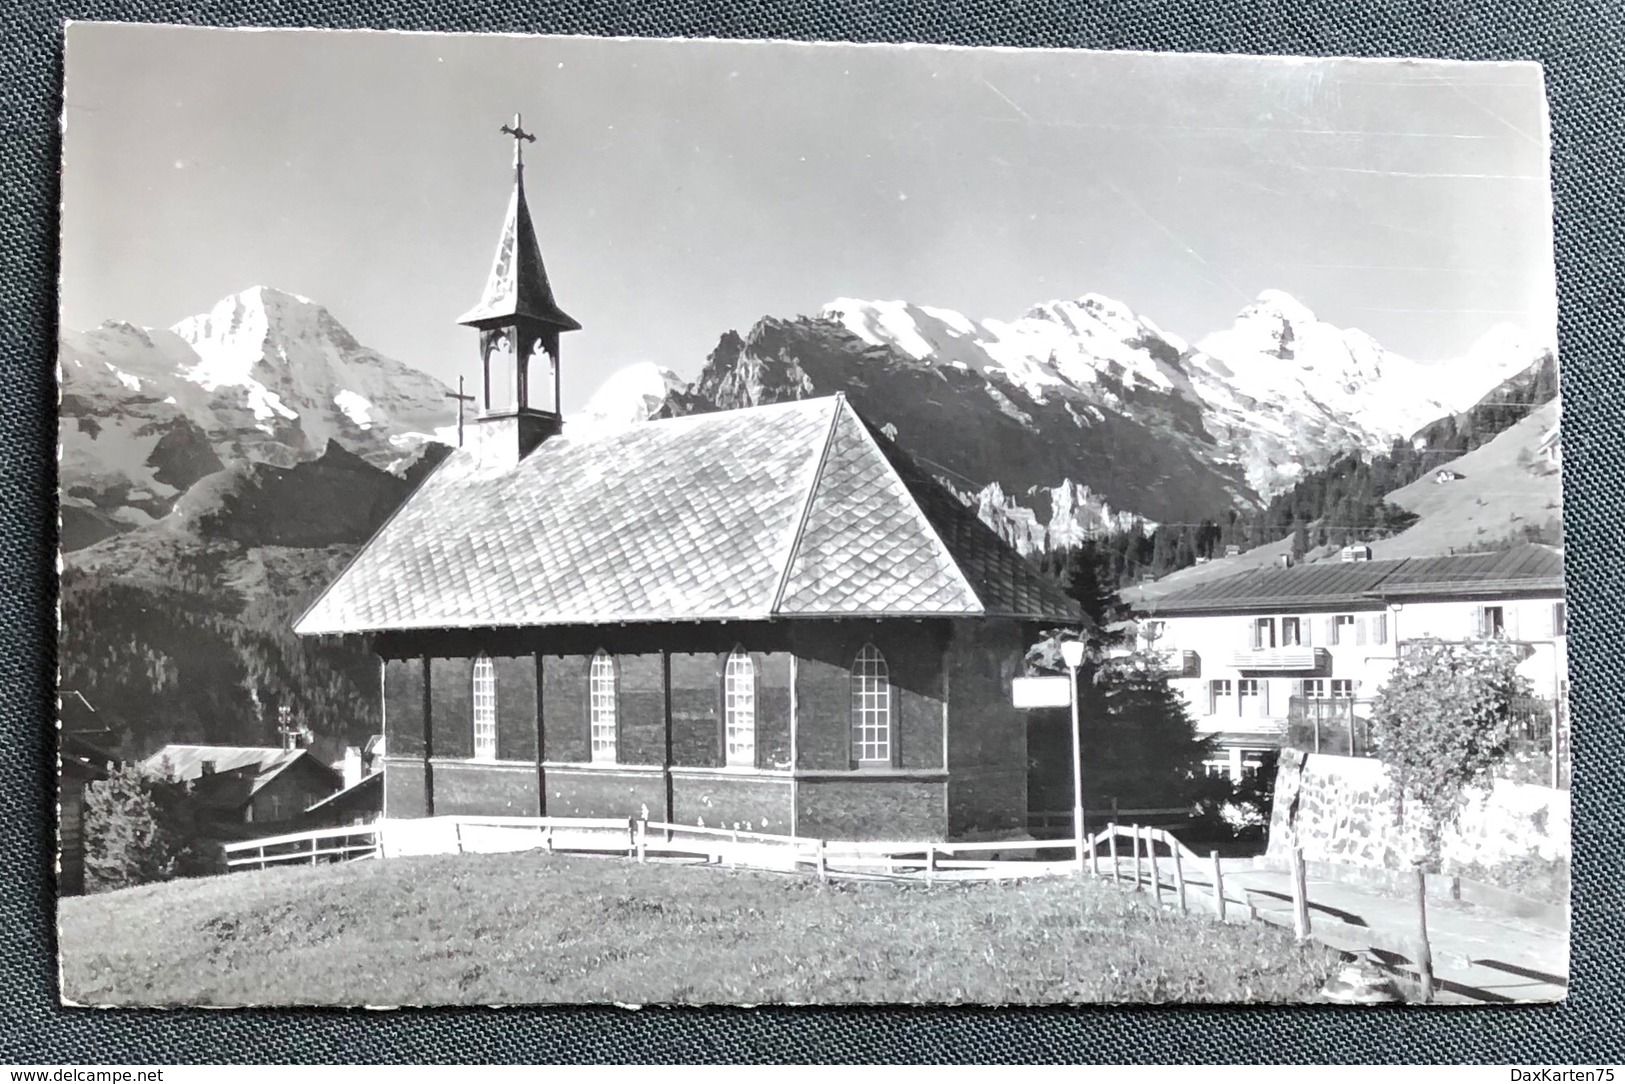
[445,376,476,447]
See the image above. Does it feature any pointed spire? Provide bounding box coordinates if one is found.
[458,113,581,331]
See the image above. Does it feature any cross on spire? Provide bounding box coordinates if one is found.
[500,113,537,168]
[445,375,477,446]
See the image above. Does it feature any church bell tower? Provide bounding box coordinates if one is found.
[458,113,581,461]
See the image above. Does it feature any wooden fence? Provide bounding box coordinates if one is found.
[223,825,383,871]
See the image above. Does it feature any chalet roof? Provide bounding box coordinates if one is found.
[1139,544,1564,615]
[1372,545,1566,598]
[457,163,580,331]
[294,394,1081,635]
[141,745,341,808]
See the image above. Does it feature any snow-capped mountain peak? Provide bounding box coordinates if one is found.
[818,288,1548,500]
[571,361,689,434]
[59,287,458,548]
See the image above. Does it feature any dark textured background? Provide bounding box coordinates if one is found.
[6,0,1622,1065]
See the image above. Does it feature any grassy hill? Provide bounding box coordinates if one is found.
[59,852,1339,1006]
[1370,400,1561,559]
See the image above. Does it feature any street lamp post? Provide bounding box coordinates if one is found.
[1060,638,1087,876]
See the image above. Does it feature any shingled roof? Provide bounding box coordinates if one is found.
[294,394,1080,635]
[457,161,579,331]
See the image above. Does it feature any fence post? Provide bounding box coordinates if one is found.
[1414,866,1435,1003]
[454,821,464,856]
[926,844,937,883]
[627,818,637,859]
[1210,850,1226,921]
[1130,825,1142,891]
[637,818,648,863]
[1172,841,1187,913]
[817,838,828,882]
[1148,829,1164,907]
[1108,823,1120,885]
[311,835,319,866]
[1290,847,1311,940]
[544,825,554,854]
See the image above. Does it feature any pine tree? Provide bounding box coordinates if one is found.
[1291,518,1309,558]
[82,764,218,893]
[1078,658,1216,809]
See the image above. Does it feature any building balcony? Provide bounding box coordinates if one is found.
[1228,646,1331,673]
[1147,649,1201,678]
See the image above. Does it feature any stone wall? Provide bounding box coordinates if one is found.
[1265,749,1571,871]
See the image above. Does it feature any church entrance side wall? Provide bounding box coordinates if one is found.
[374,618,1016,840]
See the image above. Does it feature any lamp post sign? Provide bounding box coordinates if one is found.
[1012,639,1090,875]
[1010,676,1072,708]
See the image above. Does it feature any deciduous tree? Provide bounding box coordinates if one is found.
[1368,637,1532,867]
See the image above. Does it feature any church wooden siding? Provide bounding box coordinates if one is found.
[616,653,665,766]
[540,654,590,763]
[669,651,723,769]
[493,655,538,763]
[944,619,1033,838]
[373,617,1033,840]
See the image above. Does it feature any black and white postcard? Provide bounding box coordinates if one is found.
[56,24,1567,1007]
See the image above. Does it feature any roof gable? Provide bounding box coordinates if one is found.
[295,395,1079,634]
[777,404,982,615]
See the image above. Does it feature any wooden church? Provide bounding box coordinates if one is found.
[294,116,1082,841]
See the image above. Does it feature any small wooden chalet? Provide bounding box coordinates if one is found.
[143,744,344,838]
[294,117,1081,841]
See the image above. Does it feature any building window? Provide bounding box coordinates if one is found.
[589,651,617,764]
[472,656,497,761]
[1331,679,1357,700]
[1372,613,1388,645]
[1252,617,1276,650]
[1281,617,1302,647]
[850,644,891,765]
[1332,614,1356,645]
[724,648,756,768]
[1553,601,1567,637]
[1479,605,1506,638]
[1208,679,1234,716]
[1301,679,1325,699]
[1141,620,1167,650]
[1238,678,1267,717]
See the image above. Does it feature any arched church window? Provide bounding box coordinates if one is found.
[589,651,618,764]
[724,648,756,767]
[850,644,892,766]
[472,656,497,761]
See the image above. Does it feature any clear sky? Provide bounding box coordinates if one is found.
[60,25,1557,412]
